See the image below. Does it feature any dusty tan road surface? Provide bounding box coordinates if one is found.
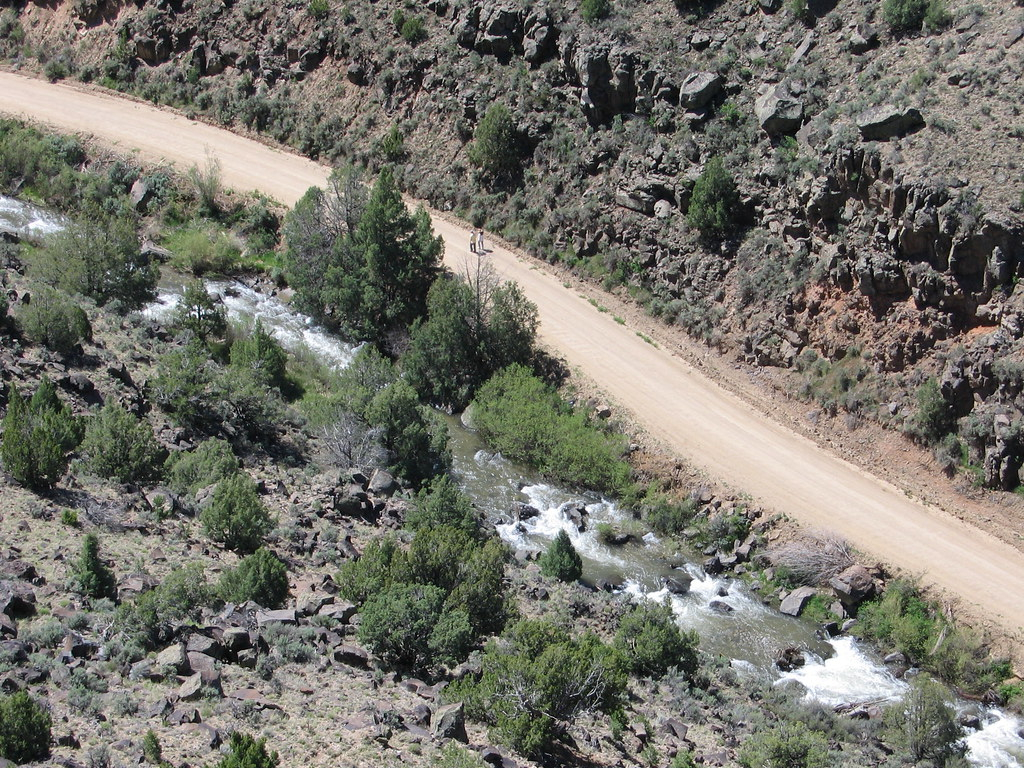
[2,71,1022,639]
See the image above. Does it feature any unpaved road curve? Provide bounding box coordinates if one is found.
[2,71,1022,639]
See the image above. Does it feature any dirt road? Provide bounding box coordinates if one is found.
[2,71,1022,638]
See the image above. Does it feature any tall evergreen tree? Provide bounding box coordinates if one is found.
[355,168,442,344]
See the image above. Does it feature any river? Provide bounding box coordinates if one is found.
[148,271,1024,768]
[5,193,1020,766]
[0,194,67,242]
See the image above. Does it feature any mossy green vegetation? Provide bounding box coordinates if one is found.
[855,579,1010,694]
[471,364,633,495]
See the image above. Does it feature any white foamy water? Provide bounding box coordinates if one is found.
[494,480,636,571]
[965,710,1024,768]
[0,195,67,240]
[777,636,908,707]
[143,279,357,369]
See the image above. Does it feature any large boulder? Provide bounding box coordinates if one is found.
[857,106,925,140]
[155,643,190,675]
[523,9,558,64]
[570,43,638,125]
[754,81,804,134]
[476,3,524,60]
[829,564,876,608]
[431,702,468,742]
[678,72,723,111]
[779,586,817,616]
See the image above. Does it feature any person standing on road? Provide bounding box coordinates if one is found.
[477,229,485,253]
[469,230,477,253]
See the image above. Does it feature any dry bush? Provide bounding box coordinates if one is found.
[767,530,855,586]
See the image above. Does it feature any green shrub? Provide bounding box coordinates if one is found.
[688,157,740,240]
[472,365,632,495]
[73,532,117,600]
[856,580,936,660]
[188,156,223,219]
[923,0,951,30]
[168,227,240,275]
[79,403,164,483]
[115,563,213,648]
[738,721,831,768]
[539,529,583,582]
[405,474,478,538]
[31,210,156,309]
[365,379,451,488]
[374,125,405,162]
[0,691,52,763]
[581,0,611,22]
[642,492,697,536]
[450,619,625,757]
[336,536,400,605]
[142,730,162,765]
[215,732,278,768]
[201,473,274,553]
[883,0,927,33]
[61,508,79,527]
[150,341,219,430]
[695,511,750,551]
[358,582,447,669]
[1,380,82,490]
[17,286,91,355]
[307,0,329,19]
[886,678,965,765]
[614,601,699,680]
[468,104,520,184]
[174,281,227,341]
[165,438,239,496]
[400,16,427,44]
[905,378,954,446]
[219,547,289,608]
[229,320,288,391]
[405,272,538,410]
[281,166,441,346]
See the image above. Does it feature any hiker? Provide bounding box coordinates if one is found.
[477,229,485,252]
[469,230,477,253]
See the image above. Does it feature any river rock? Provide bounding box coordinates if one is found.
[709,600,733,613]
[779,586,816,616]
[318,600,357,623]
[561,503,588,531]
[0,582,36,619]
[333,643,369,667]
[368,469,397,496]
[661,718,688,741]
[665,574,693,595]
[221,627,252,653]
[775,646,806,671]
[703,555,724,576]
[857,105,925,140]
[510,502,539,521]
[829,564,876,608]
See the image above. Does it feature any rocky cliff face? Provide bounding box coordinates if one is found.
[4,0,1024,487]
